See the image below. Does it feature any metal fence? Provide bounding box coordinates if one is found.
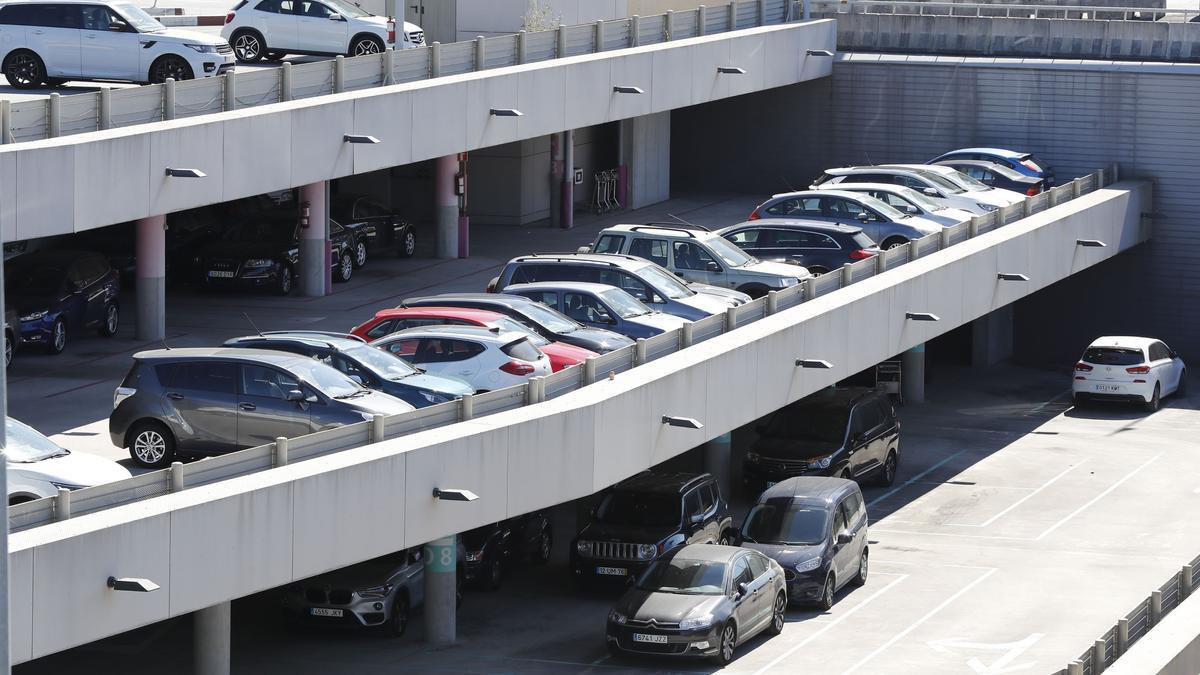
[6,168,1113,533]
[0,0,796,145]
[808,0,1189,21]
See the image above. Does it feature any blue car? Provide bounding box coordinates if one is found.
[927,148,1055,187]
[5,250,120,355]
[503,282,690,340]
[223,331,474,407]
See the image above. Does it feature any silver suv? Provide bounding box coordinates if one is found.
[587,224,809,298]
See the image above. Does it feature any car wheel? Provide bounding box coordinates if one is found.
[840,468,853,481]
[4,330,13,369]
[8,496,34,506]
[149,55,193,83]
[399,227,417,258]
[485,555,503,591]
[807,266,829,276]
[350,35,384,57]
[710,621,737,666]
[2,50,46,89]
[851,550,868,587]
[816,573,836,611]
[47,318,67,355]
[336,253,354,282]
[128,421,176,468]
[353,240,368,268]
[231,30,266,63]
[717,530,734,546]
[738,285,769,299]
[766,592,786,636]
[386,594,409,638]
[1177,371,1188,397]
[881,236,908,250]
[534,526,552,564]
[1144,383,1161,412]
[43,77,67,87]
[876,451,898,487]
[277,266,294,296]
[98,303,119,337]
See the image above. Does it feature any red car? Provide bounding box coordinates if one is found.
[351,307,596,372]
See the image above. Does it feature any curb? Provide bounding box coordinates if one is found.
[158,14,227,26]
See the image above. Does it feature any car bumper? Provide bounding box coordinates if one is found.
[1073,379,1153,403]
[282,596,392,629]
[743,461,837,491]
[606,622,723,657]
[17,318,54,346]
[190,52,236,78]
[570,553,653,581]
[784,570,827,603]
[202,269,281,290]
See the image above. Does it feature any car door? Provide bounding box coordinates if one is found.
[61,259,95,330]
[236,363,314,448]
[830,501,856,583]
[745,552,774,633]
[682,488,707,545]
[764,196,825,221]
[628,237,669,268]
[562,291,614,330]
[671,240,726,287]
[825,197,883,242]
[1149,341,1179,393]
[844,491,869,562]
[403,547,426,607]
[845,403,873,477]
[730,555,762,636]
[251,0,298,51]
[698,483,725,542]
[21,3,82,78]
[294,0,347,54]
[77,256,113,327]
[78,4,140,80]
[156,361,240,453]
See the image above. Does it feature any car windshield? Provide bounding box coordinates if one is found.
[599,288,652,318]
[596,491,680,527]
[637,265,693,299]
[636,557,726,595]
[343,344,419,380]
[113,3,166,32]
[7,266,62,295]
[853,194,909,221]
[764,404,848,444]
[892,187,944,211]
[852,232,877,249]
[6,418,69,463]
[705,236,755,267]
[515,301,579,334]
[224,221,295,243]
[911,170,966,194]
[492,317,549,346]
[942,169,991,191]
[323,0,371,17]
[741,500,828,545]
[287,358,368,399]
[1083,347,1144,366]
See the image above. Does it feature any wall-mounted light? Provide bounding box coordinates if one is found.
[613,85,644,94]
[107,576,160,593]
[716,66,746,75]
[489,108,523,117]
[997,273,1029,281]
[806,49,835,56]
[343,134,381,144]
[662,415,703,430]
[905,312,940,322]
[1076,239,1107,248]
[432,487,479,502]
[164,168,206,178]
[795,359,833,369]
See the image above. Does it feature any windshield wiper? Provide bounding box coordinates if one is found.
[741,534,758,543]
[335,389,371,399]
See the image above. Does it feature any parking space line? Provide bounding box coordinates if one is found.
[1035,453,1162,541]
[871,528,1030,541]
[958,463,1081,528]
[750,574,909,675]
[867,450,968,508]
[838,568,999,675]
[1024,388,1072,416]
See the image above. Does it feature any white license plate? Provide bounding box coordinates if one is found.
[310,607,343,618]
[1095,384,1121,392]
[596,566,627,576]
[632,633,669,644]
[208,270,235,278]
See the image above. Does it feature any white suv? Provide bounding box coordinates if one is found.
[0,0,233,87]
[222,0,423,63]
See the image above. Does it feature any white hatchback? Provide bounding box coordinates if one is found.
[221,0,423,62]
[884,164,1026,208]
[7,417,131,505]
[371,325,551,393]
[1072,336,1187,412]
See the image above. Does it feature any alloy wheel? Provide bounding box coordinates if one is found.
[402,231,416,257]
[721,624,736,662]
[355,241,368,267]
[153,57,191,83]
[52,321,66,353]
[772,595,785,632]
[134,430,166,464]
[233,33,262,61]
[105,305,119,334]
[340,254,353,281]
[353,39,382,56]
[6,53,40,87]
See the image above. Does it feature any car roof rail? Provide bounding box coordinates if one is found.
[514,254,620,267]
[628,224,709,236]
[260,330,367,343]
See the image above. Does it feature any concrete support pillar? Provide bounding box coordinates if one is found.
[194,601,231,675]
[435,154,460,259]
[135,215,166,341]
[620,112,671,210]
[298,181,330,297]
[561,129,575,229]
[971,305,1014,368]
[550,133,564,229]
[703,433,732,501]
[423,535,457,644]
[901,344,926,404]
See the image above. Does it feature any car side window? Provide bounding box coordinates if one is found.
[849,405,870,437]
[683,489,703,519]
[844,492,864,527]
[563,292,607,323]
[593,234,625,255]
[732,556,754,590]
[698,483,716,513]
[365,319,396,339]
[766,198,822,217]
[28,3,80,28]
[832,504,848,538]
[874,398,894,427]
[629,238,669,267]
[254,0,281,12]
[673,241,718,272]
[157,361,237,393]
[839,501,855,531]
[328,354,372,385]
[385,339,419,357]
[296,0,333,17]
[1150,342,1168,361]
[520,291,558,308]
[240,364,301,400]
[415,339,484,363]
[772,229,837,249]
[80,5,123,31]
[599,271,651,302]
[725,229,759,245]
[746,552,768,579]
[353,199,387,220]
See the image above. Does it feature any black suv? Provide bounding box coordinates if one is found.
[570,471,733,584]
[193,218,356,295]
[462,511,552,590]
[744,387,900,492]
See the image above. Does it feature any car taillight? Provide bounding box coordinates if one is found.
[1020,159,1041,172]
[848,249,874,260]
[113,386,136,410]
[387,18,395,43]
[500,361,535,375]
[1026,185,1039,196]
[1075,362,1093,372]
[225,11,235,23]
[748,209,760,220]
[1126,365,1151,374]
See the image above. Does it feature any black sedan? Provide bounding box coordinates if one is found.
[932,159,1044,196]
[332,195,419,262]
[193,218,356,295]
[462,512,552,590]
[606,544,786,666]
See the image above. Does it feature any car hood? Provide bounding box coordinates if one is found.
[7,294,59,316]
[543,341,597,363]
[397,372,474,396]
[304,558,401,590]
[742,542,826,568]
[898,215,945,234]
[628,312,690,332]
[752,435,841,460]
[688,282,750,304]
[928,208,974,225]
[9,450,131,488]
[967,188,1024,207]
[197,240,294,260]
[154,28,228,46]
[564,327,634,352]
[341,390,416,415]
[616,589,726,624]
[742,259,810,281]
[676,291,738,316]
[580,521,677,544]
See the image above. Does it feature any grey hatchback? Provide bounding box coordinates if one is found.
[110,348,415,467]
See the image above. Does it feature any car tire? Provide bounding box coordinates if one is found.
[737,284,770,299]
[277,265,294,296]
[98,303,119,337]
[47,318,67,355]
[816,573,836,611]
[807,266,829,276]
[398,226,417,258]
[4,329,13,369]
[1144,383,1161,412]
[128,421,176,468]
[710,621,737,666]
[851,550,868,587]
[8,495,34,506]
[881,236,908,250]
[876,451,898,487]
[353,239,368,269]
[484,555,503,591]
[2,50,46,89]
[717,529,735,546]
[43,77,67,87]
[149,55,194,84]
[533,526,552,564]
[766,592,786,636]
[386,593,409,638]
[230,29,266,63]
[1177,371,1187,397]
[349,35,385,57]
[265,51,286,62]
[335,253,354,282]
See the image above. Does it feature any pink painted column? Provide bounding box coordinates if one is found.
[135,214,166,341]
[299,181,330,297]
[436,154,460,259]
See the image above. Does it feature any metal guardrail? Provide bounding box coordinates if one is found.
[7,167,1115,533]
[0,0,796,145]
[1061,553,1200,675]
[808,0,1188,21]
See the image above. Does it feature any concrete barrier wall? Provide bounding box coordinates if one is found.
[7,182,1148,663]
[1108,590,1200,675]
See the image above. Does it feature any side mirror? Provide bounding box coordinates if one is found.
[903,205,920,215]
[598,313,616,325]
[736,582,749,599]
[576,245,591,254]
[855,211,871,223]
[922,187,939,197]
[286,389,305,402]
[836,532,853,545]
[328,12,343,20]
[689,513,704,525]
[108,21,127,31]
[349,374,365,386]
[705,261,721,273]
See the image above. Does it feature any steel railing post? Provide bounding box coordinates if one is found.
[1067,661,1083,675]
[759,0,767,25]
[698,5,708,34]
[370,414,385,443]
[475,35,486,70]
[1183,564,1194,599]
[595,20,605,51]
[876,251,887,273]
[940,227,952,248]
[1151,589,1163,625]
[460,392,474,420]
[557,24,567,56]
[517,31,527,63]
[1111,162,1120,182]
[635,338,648,365]
[1117,618,1130,655]
[224,72,237,111]
[527,377,541,405]
[729,1,737,30]
[54,488,71,522]
[583,356,597,384]
[164,77,176,121]
[170,461,186,491]
[383,48,395,86]
[47,93,60,138]
[1022,197,1031,218]
[333,55,345,93]
[665,10,674,40]
[766,289,778,314]
[1072,177,1082,198]
[99,88,112,129]
[281,61,293,101]
[0,100,11,144]
[1093,640,1106,671]
[841,262,853,286]
[630,15,640,47]
[273,437,288,468]
[907,240,918,262]
[431,41,442,76]
[681,322,694,348]
[725,307,737,332]
[969,216,982,238]
[803,277,816,300]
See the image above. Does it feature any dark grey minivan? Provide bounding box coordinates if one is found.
[110,348,415,467]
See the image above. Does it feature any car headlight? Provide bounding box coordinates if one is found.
[780,277,799,287]
[637,543,657,560]
[50,481,86,491]
[809,454,833,470]
[419,390,449,404]
[244,258,273,268]
[679,613,715,630]
[465,550,482,562]
[608,609,627,625]
[794,557,822,573]
[746,452,761,463]
[184,43,218,53]
[977,203,998,212]
[357,583,392,599]
[20,310,47,322]
[576,540,593,556]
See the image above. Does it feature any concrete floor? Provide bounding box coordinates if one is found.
[13,361,1199,674]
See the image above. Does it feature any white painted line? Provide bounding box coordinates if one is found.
[871,528,1030,542]
[972,463,1081,528]
[874,560,999,571]
[1024,388,1072,416]
[838,568,999,675]
[1035,453,1161,541]
[868,449,968,507]
[751,575,909,675]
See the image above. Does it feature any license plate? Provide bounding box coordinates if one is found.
[208,270,235,278]
[632,633,669,644]
[310,607,343,618]
[596,566,627,576]
[1095,384,1121,392]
